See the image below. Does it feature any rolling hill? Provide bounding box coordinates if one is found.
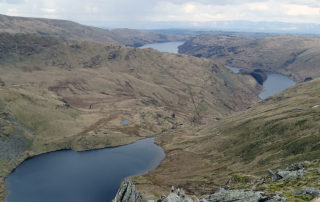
[0,32,259,200]
[179,34,320,82]
[0,14,187,46]
[134,77,320,200]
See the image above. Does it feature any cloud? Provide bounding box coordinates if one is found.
[0,0,24,4]
[246,2,270,11]
[284,4,320,16]
[41,8,56,14]
[0,0,320,28]
[184,3,195,13]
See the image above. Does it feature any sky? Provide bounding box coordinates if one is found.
[1,0,320,29]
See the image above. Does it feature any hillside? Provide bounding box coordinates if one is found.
[179,34,320,82]
[133,78,320,200]
[0,14,187,46]
[0,32,259,200]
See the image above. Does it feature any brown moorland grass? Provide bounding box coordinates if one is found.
[134,78,320,199]
[0,32,259,200]
[179,34,320,82]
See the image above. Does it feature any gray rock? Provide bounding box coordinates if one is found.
[288,163,304,171]
[162,192,195,202]
[113,180,143,202]
[203,188,286,202]
[268,169,280,181]
[295,187,320,197]
[162,187,197,202]
[276,170,304,180]
[268,163,305,181]
[203,188,266,202]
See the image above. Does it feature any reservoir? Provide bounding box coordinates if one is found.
[140,41,185,53]
[5,138,165,202]
[226,66,296,99]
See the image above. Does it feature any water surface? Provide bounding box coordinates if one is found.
[6,138,164,202]
[140,41,185,53]
[226,66,295,99]
[259,72,296,99]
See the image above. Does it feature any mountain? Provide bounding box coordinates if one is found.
[0,14,187,46]
[133,77,320,200]
[132,20,320,35]
[179,34,320,82]
[0,32,259,200]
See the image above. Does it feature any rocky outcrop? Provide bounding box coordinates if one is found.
[113,182,286,202]
[113,180,144,202]
[203,188,286,202]
[295,188,320,198]
[161,187,198,202]
[268,163,305,181]
[114,161,320,202]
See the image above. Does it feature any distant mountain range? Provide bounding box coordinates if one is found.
[0,14,187,47]
[110,20,320,36]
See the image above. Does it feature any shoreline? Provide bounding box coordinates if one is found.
[1,135,149,201]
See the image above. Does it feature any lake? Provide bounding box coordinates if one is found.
[226,66,296,99]
[5,138,164,202]
[140,41,185,53]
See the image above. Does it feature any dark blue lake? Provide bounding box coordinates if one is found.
[5,138,164,202]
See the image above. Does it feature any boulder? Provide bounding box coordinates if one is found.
[113,180,143,202]
[268,163,305,181]
[295,187,320,198]
[162,187,197,202]
[202,188,286,202]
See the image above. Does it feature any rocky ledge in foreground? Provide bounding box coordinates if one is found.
[114,160,320,202]
[114,182,286,202]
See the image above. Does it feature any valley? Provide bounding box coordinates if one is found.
[179,34,320,82]
[0,30,258,201]
[0,12,319,202]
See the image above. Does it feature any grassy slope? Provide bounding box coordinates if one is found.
[179,34,320,82]
[0,33,259,200]
[134,78,320,199]
[0,14,187,46]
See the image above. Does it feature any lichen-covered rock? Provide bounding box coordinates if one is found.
[162,187,198,202]
[276,170,304,180]
[202,188,286,202]
[295,187,320,198]
[113,180,143,202]
[268,163,305,181]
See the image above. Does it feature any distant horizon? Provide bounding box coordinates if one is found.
[2,12,320,36]
[1,0,320,34]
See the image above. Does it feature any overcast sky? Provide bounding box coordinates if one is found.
[1,0,320,28]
